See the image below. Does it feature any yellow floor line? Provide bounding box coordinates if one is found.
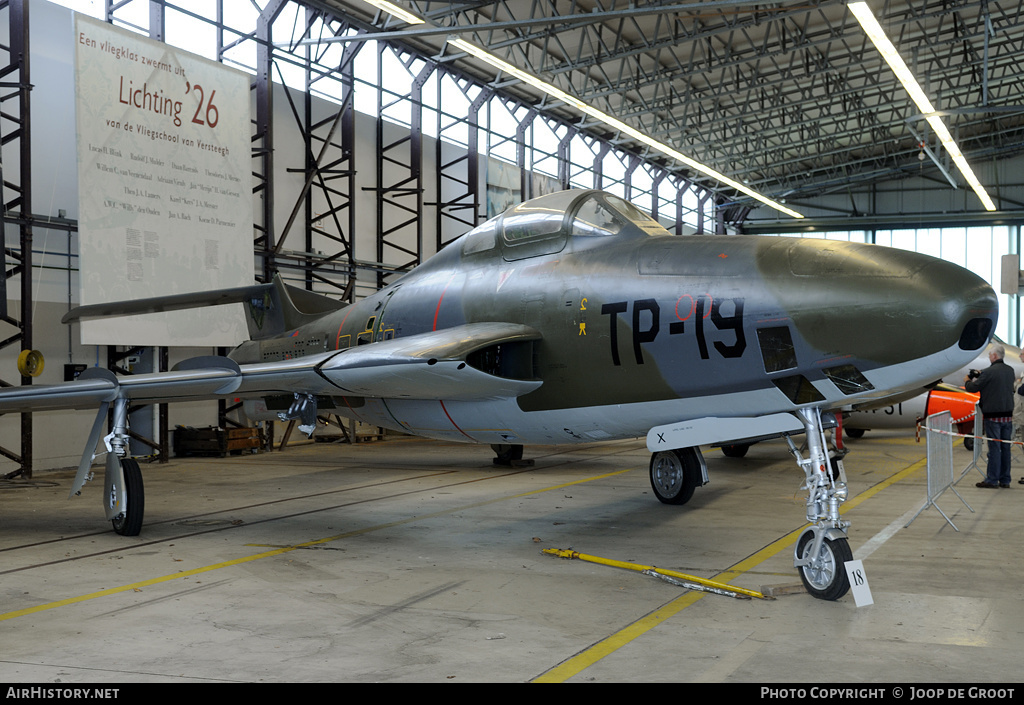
[532,457,928,683]
[0,468,633,623]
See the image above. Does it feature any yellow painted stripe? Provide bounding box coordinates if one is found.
[533,457,928,682]
[0,468,633,623]
[0,544,301,622]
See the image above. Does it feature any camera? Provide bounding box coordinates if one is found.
[968,369,981,380]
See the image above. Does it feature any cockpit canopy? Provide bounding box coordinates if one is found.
[461,189,673,261]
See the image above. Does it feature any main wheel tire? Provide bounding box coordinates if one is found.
[796,531,852,601]
[721,443,750,458]
[845,427,865,439]
[111,458,144,537]
[491,443,524,465]
[649,448,699,505]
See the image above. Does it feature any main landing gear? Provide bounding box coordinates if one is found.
[649,447,707,505]
[109,457,145,536]
[102,398,145,536]
[491,443,533,467]
[70,394,146,536]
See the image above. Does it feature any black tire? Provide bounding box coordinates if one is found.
[721,443,750,458]
[111,458,144,537]
[649,448,700,505]
[964,437,974,452]
[796,530,852,601]
[845,427,865,439]
[491,443,524,465]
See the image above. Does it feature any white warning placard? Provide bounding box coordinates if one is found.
[845,559,874,607]
[74,15,252,346]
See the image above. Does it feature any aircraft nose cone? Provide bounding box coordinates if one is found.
[763,239,997,366]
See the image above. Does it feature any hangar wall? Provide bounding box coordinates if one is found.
[0,0,462,471]
[17,0,1006,471]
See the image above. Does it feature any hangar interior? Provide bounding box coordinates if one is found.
[2,0,1024,683]
[3,0,1023,473]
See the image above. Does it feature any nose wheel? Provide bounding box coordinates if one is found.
[795,529,852,601]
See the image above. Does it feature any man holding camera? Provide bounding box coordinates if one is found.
[965,344,1017,488]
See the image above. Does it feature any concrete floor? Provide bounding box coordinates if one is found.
[0,428,1021,683]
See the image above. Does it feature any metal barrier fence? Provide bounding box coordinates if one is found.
[958,402,984,483]
[906,410,974,531]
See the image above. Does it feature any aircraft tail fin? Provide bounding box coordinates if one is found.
[245,275,344,340]
[63,274,346,341]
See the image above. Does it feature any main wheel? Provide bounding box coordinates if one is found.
[796,530,852,601]
[845,427,865,439]
[491,443,524,466]
[649,448,699,505]
[721,443,750,458]
[111,458,144,536]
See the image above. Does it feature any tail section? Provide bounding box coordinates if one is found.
[244,275,344,340]
[63,274,346,341]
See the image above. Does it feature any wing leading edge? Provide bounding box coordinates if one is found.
[0,323,543,413]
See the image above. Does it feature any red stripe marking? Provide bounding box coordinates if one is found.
[339,396,368,424]
[432,274,456,331]
[440,400,474,441]
[335,307,354,349]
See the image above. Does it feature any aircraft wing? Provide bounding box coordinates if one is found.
[0,322,543,413]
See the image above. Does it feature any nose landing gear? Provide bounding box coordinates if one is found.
[787,407,852,601]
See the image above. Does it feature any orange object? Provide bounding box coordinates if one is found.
[924,387,979,425]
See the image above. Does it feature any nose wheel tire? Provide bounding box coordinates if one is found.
[796,530,852,601]
[649,448,699,505]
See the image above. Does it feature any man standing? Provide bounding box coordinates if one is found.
[965,344,1017,488]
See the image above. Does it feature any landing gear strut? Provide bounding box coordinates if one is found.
[786,408,852,601]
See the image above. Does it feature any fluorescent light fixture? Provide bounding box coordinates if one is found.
[850,2,996,211]
[361,0,424,25]
[448,38,804,219]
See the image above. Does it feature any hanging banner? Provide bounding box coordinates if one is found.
[74,15,252,346]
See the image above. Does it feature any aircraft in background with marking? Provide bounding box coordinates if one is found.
[0,190,998,600]
[844,340,1024,448]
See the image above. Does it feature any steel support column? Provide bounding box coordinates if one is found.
[0,0,32,478]
[435,75,487,250]
[254,1,288,284]
[374,47,426,289]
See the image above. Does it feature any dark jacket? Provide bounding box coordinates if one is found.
[965,358,1016,417]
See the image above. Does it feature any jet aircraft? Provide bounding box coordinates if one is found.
[0,189,999,601]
